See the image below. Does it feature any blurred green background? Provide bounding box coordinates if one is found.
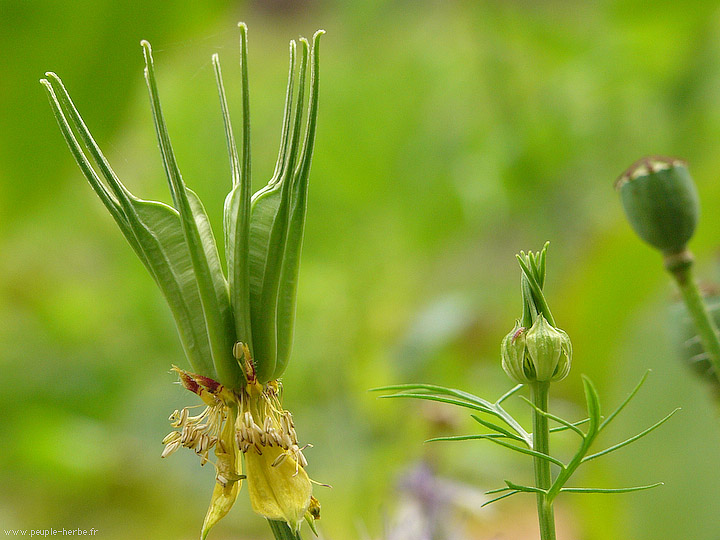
[3,1,720,538]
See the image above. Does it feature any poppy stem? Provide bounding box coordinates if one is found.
[667,255,720,380]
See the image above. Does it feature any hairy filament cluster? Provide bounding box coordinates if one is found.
[162,367,308,471]
[238,401,310,471]
[162,403,224,465]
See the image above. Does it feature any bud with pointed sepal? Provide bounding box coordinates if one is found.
[502,316,571,384]
[525,315,572,382]
[502,244,572,384]
[501,321,531,383]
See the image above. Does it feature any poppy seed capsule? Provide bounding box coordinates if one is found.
[615,156,699,255]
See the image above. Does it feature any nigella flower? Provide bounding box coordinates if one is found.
[42,23,324,539]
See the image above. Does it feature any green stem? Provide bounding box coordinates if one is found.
[667,253,720,378]
[267,519,303,540]
[531,382,557,540]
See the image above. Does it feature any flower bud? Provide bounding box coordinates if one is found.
[501,321,530,383]
[615,156,699,255]
[525,315,572,382]
[502,316,571,383]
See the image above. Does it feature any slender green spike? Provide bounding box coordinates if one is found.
[470,414,526,443]
[560,483,663,494]
[520,396,586,438]
[43,73,142,215]
[497,384,524,404]
[213,54,241,188]
[538,242,548,287]
[254,40,297,202]
[232,24,253,353]
[293,31,325,183]
[249,39,309,383]
[450,435,566,469]
[40,79,134,245]
[142,41,190,210]
[218,25,253,355]
[277,37,309,182]
[427,433,513,442]
[519,256,540,304]
[373,384,531,442]
[486,486,513,495]
[583,408,679,462]
[549,418,590,433]
[371,383,496,409]
[140,46,179,209]
[546,377,602,502]
[214,52,253,356]
[582,375,602,436]
[517,255,555,326]
[427,434,511,442]
[246,39,300,379]
[231,36,298,363]
[599,370,651,432]
[505,480,547,494]
[247,40,297,296]
[42,74,142,247]
[252,39,309,382]
[273,41,298,183]
[42,73,217,378]
[142,40,241,388]
[481,490,520,507]
[274,30,323,379]
[521,274,534,327]
[529,253,542,288]
[372,385,496,414]
[378,393,494,414]
[238,23,251,191]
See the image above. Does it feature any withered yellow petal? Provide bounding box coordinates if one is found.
[201,407,241,540]
[200,477,241,540]
[246,447,312,531]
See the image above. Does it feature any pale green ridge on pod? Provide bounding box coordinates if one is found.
[615,156,699,255]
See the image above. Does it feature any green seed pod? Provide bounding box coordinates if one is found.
[525,315,572,382]
[615,156,699,255]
